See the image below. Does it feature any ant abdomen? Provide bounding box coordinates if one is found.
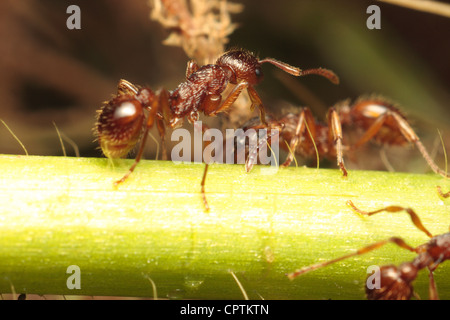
[96,96,145,159]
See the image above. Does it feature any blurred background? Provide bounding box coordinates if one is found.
[0,0,449,174]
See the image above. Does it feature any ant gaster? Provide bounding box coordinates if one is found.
[287,201,450,300]
[95,49,339,201]
[245,96,450,179]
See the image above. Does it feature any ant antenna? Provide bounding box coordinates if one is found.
[298,68,340,85]
[259,58,339,84]
[259,58,301,76]
[437,186,449,199]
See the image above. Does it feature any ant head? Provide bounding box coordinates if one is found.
[96,95,145,159]
[216,49,264,85]
[365,265,414,300]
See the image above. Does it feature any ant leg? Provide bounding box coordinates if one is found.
[245,124,282,172]
[428,268,439,300]
[327,108,347,177]
[201,94,222,116]
[352,113,388,149]
[156,88,171,160]
[208,82,269,127]
[207,81,249,117]
[201,164,210,212]
[346,200,433,238]
[114,121,152,186]
[427,253,444,300]
[156,118,167,160]
[193,121,212,212]
[287,236,417,280]
[247,86,268,126]
[437,186,450,199]
[281,108,309,167]
[114,89,165,185]
[390,112,450,178]
[354,110,449,178]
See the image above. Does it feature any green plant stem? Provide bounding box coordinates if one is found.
[0,154,449,299]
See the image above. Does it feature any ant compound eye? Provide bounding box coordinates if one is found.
[255,67,262,78]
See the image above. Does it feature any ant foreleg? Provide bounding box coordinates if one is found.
[247,86,268,127]
[207,81,269,127]
[346,200,433,238]
[287,236,417,280]
[206,81,248,116]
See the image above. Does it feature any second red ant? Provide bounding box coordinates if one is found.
[288,201,450,300]
[244,96,450,179]
[95,48,338,209]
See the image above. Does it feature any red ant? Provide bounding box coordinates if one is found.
[287,200,450,300]
[95,49,338,207]
[244,96,450,178]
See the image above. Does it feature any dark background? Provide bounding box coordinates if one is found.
[1,0,449,173]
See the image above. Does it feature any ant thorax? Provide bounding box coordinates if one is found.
[170,64,228,120]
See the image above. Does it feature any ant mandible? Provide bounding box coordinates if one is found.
[95,49,339,199]
[287,200,450,300]
[244,96,450,179]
